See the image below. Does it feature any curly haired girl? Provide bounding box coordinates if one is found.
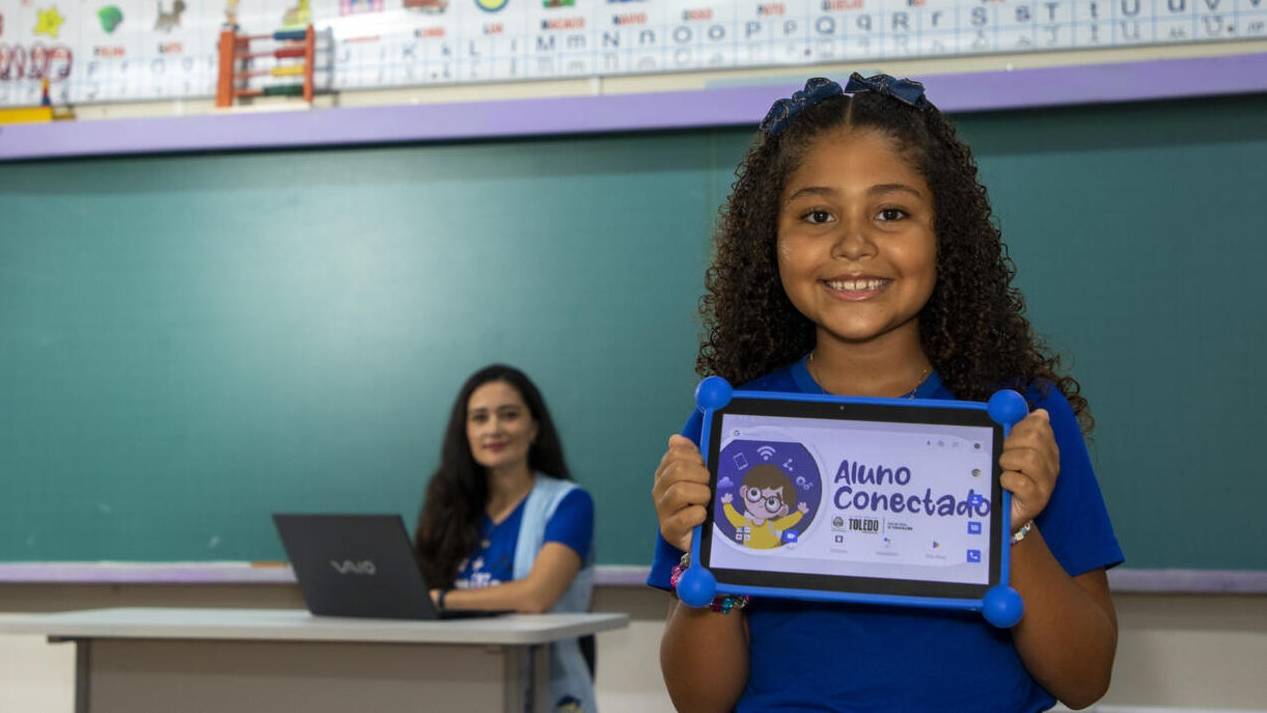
[649,74,1122,712]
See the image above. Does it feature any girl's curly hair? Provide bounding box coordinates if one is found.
[698,89,1092,431]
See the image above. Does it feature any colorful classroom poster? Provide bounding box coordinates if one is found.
[1,0,1264,106]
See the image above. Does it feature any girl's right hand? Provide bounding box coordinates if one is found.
[652,434,712,552]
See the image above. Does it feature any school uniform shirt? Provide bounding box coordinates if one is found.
[455,485,594,589]
[648,357,1124,713]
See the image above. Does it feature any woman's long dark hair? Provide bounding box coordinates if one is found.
[413,364,571,588]
[699,86,1092,431]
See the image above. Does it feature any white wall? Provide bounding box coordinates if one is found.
[2,586,1265,713]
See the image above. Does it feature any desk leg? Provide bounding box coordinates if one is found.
[73,639,91,713]
[504,644,551,713]
[531,644,550,712]
[48,637,91,713]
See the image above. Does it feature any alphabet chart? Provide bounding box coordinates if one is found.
[1,0,1263,106]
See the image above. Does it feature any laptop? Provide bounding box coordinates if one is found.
[273,513,504,620]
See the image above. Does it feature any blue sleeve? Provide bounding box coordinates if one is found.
[1031,387,1125,576]
[649,533,683,591]
[645,408,704,590]
[543,488,594,563]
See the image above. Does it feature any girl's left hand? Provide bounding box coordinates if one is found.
[999,409,1060,533]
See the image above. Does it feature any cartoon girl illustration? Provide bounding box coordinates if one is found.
[721,464,809,549]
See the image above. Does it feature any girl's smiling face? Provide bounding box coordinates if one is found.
[776,128,937,348]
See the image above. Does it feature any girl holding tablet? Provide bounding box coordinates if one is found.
[649,75,1122,712]
[416,364,595,713]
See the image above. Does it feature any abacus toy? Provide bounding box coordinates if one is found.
[216,24,323,107]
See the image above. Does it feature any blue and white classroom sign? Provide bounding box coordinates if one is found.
[710,416,995,587]
[1,0,1264,107]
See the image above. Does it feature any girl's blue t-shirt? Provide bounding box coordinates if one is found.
[648,358,1124,713]
[457,486,594,589]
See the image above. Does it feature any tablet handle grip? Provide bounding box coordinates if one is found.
[676,377,734,607]
[983,389,1028,628]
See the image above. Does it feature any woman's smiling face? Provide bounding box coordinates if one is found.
[466,380,538,472]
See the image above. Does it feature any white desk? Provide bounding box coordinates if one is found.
[0,607,628,713]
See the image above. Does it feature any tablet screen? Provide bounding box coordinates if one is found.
[702,398,1003,600]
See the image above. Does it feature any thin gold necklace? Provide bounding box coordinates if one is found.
[807,351,931,399]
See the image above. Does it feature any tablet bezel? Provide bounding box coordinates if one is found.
[699,394,1005,602]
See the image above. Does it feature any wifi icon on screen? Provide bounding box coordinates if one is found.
[756,446,776,461]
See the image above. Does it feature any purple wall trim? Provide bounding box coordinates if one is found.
[0,563,296,585]
[2,52,1265,161]
[1106,568,1267,595]
[0,564,1264,593]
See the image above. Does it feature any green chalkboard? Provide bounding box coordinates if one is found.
[3,93,1266,569]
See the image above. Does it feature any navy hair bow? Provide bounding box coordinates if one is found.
[843,72,928,108]
[759,77,844,137]
[759,72,929,137]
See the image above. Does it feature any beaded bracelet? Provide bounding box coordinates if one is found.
[670,553,749,614]
[1011,521,1033,545]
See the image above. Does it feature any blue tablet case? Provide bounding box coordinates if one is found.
[676,376,1027,628]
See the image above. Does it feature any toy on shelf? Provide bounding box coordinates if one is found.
[216,24,327,108]
[0,78,75,124]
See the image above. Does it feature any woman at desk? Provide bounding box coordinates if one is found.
[415,364,596,713]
